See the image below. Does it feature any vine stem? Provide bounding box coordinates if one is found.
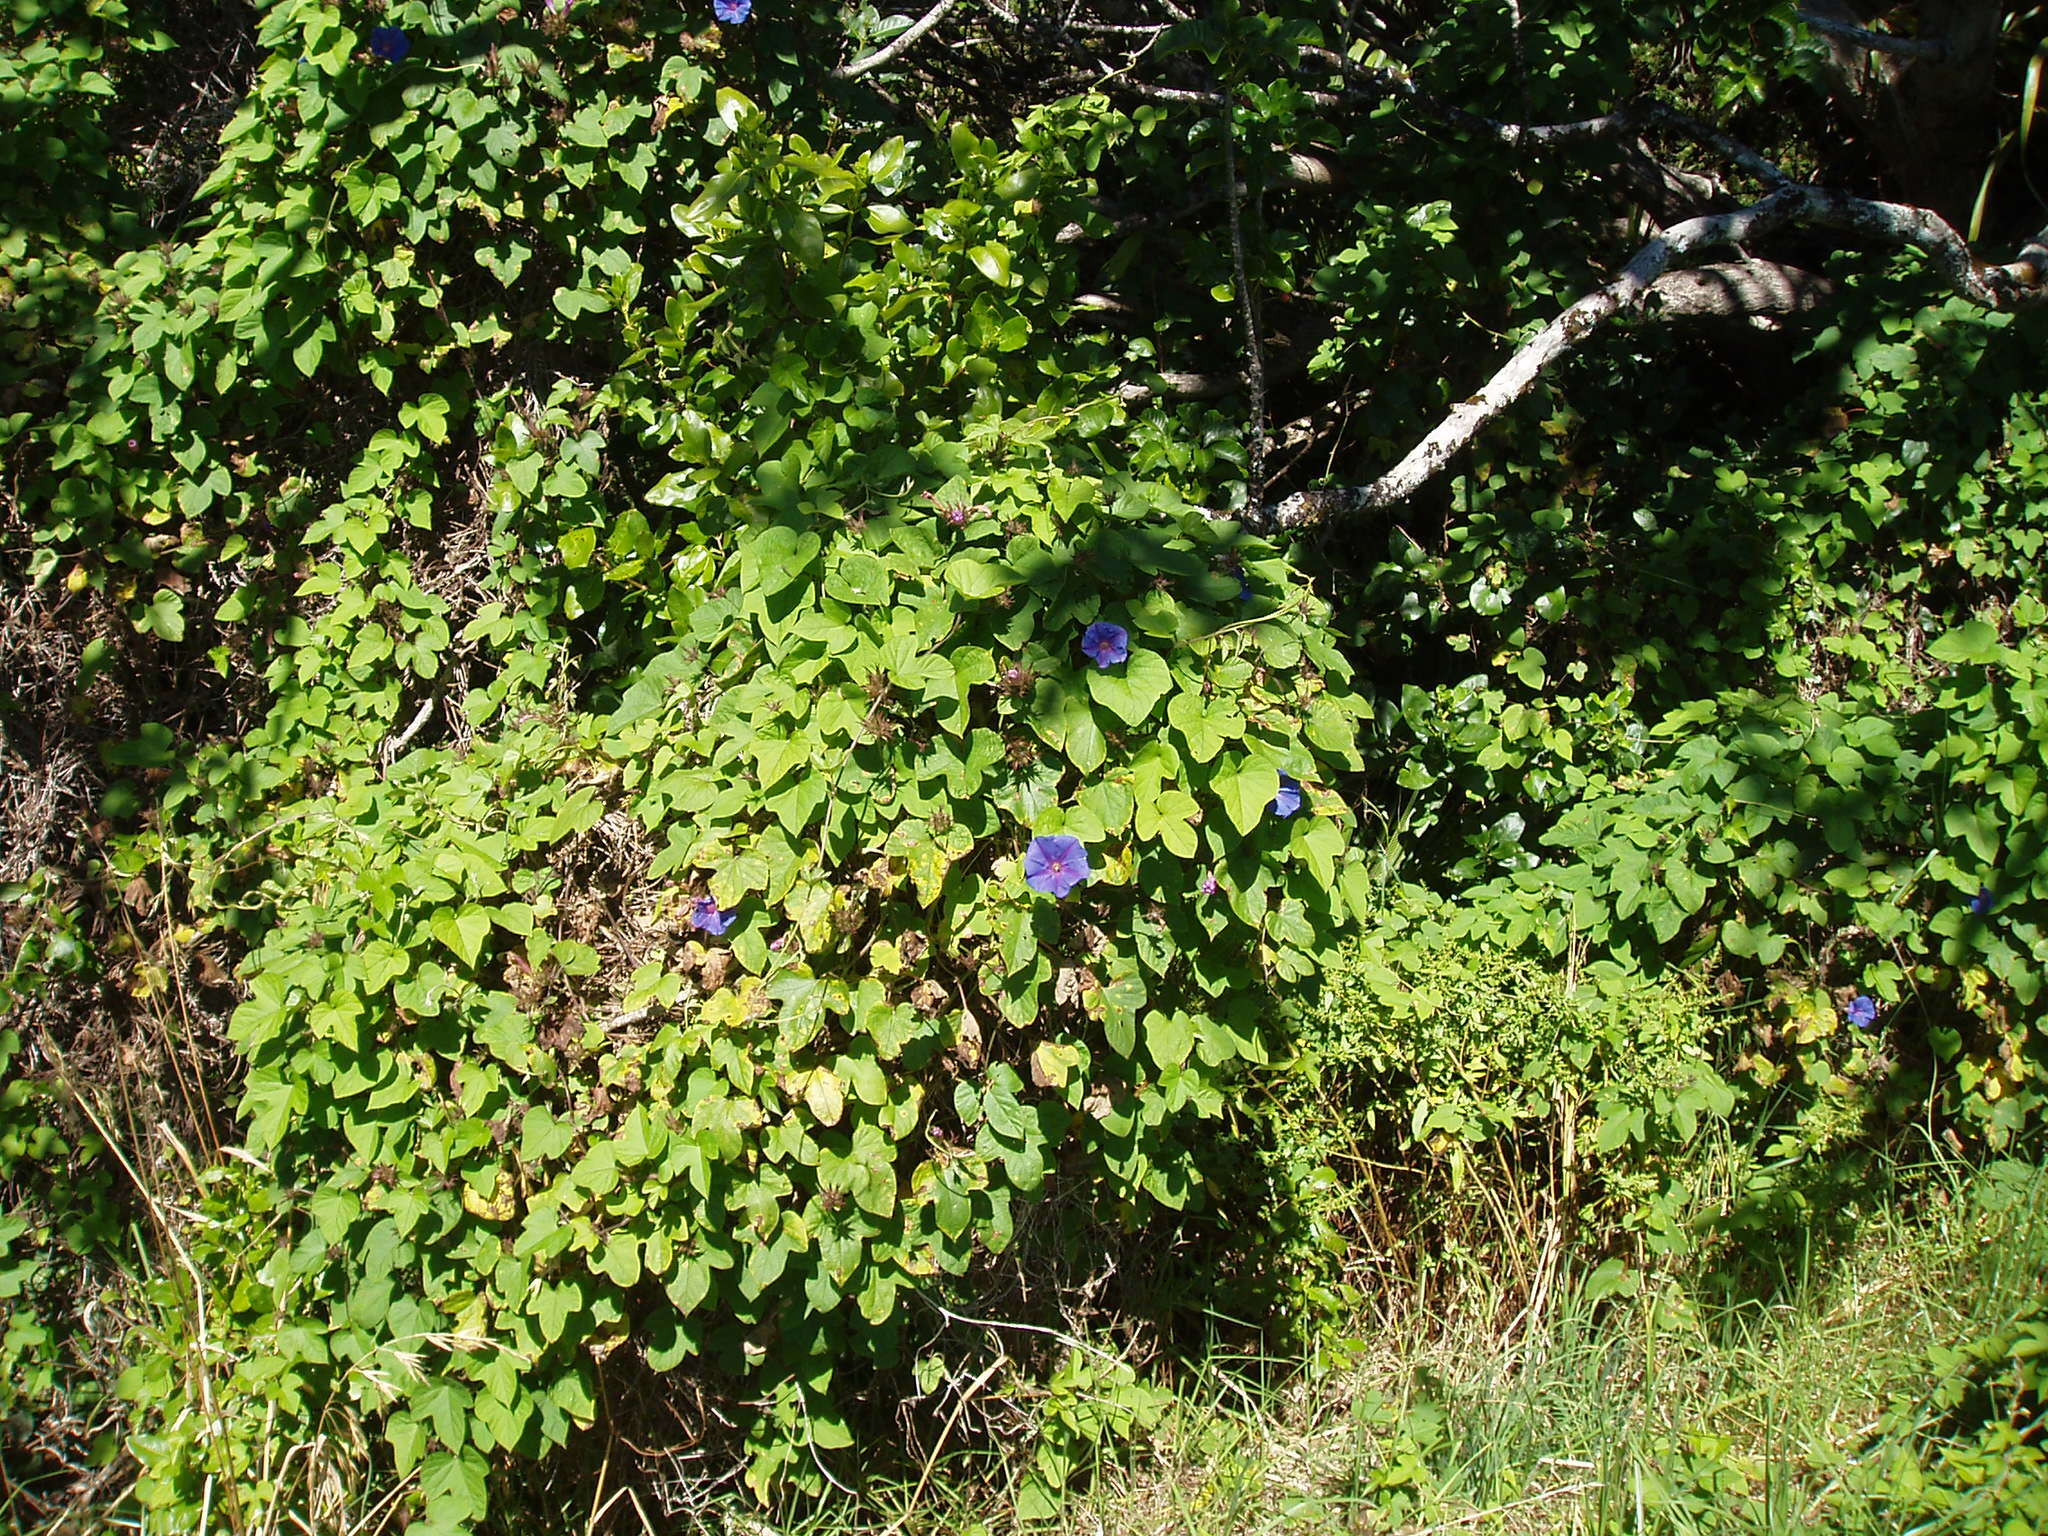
[1221,106,1268,521]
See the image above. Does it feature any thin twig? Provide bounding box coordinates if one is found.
[833,0,966,79]
[922,1297,1129,1366]
[380,695,437,765]
[881,1354,1007,1536]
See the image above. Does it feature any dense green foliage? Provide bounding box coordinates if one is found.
[6,0,2048,1529]
[1368,276,2048,1144]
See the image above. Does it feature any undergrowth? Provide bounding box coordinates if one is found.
[1058,1146,2048,1536]
[8,0,2048,1530]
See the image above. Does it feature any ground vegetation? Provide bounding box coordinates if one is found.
[4,0,2048,1529]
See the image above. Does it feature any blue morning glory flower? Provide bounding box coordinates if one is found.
[1080,621,1128,669]
[1023,835,1090,899]
[714,0,751,22]
[1969,886,1994,916]
[368,25,410,61]
[691,896,735,935]
[1270,774,1302,819]
[1845,994,1878,1030]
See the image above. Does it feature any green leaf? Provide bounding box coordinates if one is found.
[388,1413,428,1476]
[805,1068,845,1127]
[826,551,892,606]
[553,286,612,319]
[560,527,597,569]
[1167,690,1240,763]
[138,589,186,642]
[1581,1257,1638,1304]
[420,1447,490,1526]
[744,526,822,600]
[944,555,1013,598]
[932,1172,972,1238]
[597,1235,642,1288]
[1031,679,1105,773]
[361,939,411,992]
[968,243,1013,287]
[715,86,758,130]
[1087,649,1173,728]
[292,325,327,378]
[1214,761,1280,837]
[413,1376,473,1452]
[401,392,451,445]
[1928,620,2002,665]
[473,994,532,1069]
[667,1256,713,1316]
[1290,815,1346,888]
[1134,787,1198,856]
[102,722,177,768]
[240,1071,301,1151]
[431,905,493,968]
[782,209,826,267]
[1144,1009,1193,1071]
[1664,862,1709,915]
[532,1280,581,1344]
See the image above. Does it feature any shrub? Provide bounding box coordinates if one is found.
[93,85,1379,1526]
[1288,900,1735,1271]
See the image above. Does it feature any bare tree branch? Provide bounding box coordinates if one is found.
[833,0,967,80]
[1268,192,1803,527]
[1270,187,2047,530]
[1643,259,1837,318]
[1796,6,1950,61]
[1117,370,1236,403]
[1068,18,1171,34]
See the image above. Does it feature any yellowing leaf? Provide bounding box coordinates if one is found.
[805,1068,846,1127]
[461,1169,518,1223]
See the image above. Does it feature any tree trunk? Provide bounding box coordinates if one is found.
[1808,0,2005,228]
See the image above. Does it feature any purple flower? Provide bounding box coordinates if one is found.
[1023,835,1090,900]
[714,0,751,22]
[1845,994,1878,1030]
[1969,886,1994,916]
[1198,871,1219,896]
[1270,774,1302,819]
[368,26,410,62]
[1079,622,1128,669]
[691,896,735,935]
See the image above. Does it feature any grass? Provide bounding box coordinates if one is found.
[542,1138,2048,1536]
[1033,1145,2048,1536]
